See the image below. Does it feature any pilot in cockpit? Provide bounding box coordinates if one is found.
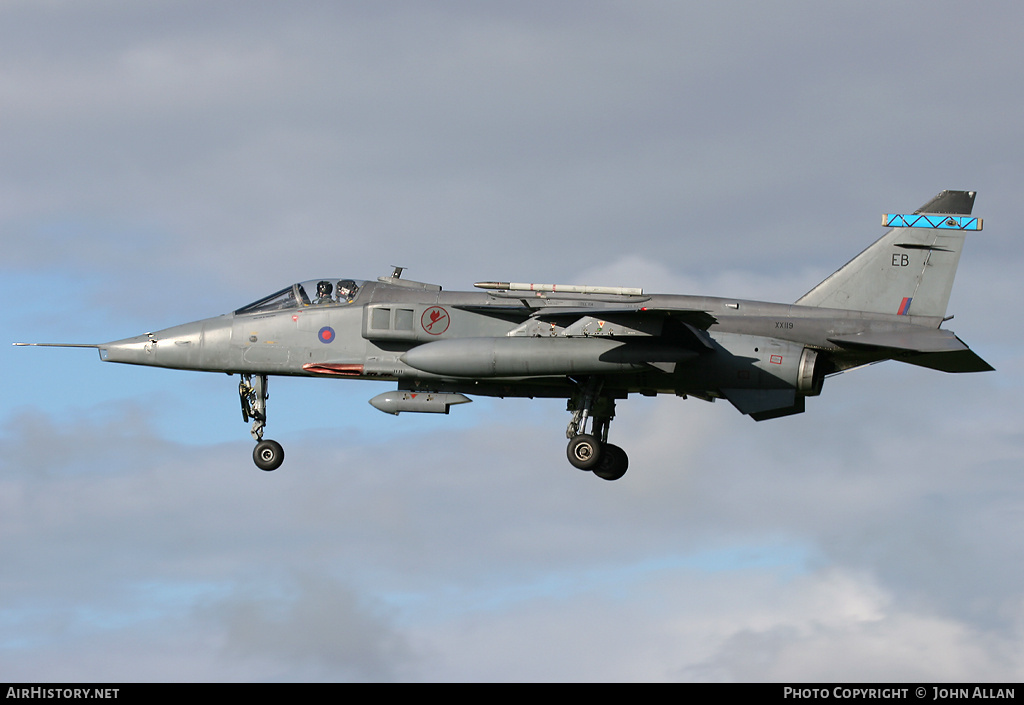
[315,280,333,305]
[336,280,359,303]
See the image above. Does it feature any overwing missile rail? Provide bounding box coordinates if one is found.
[475,281,645,297]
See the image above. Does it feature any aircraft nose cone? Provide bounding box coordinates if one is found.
[99,333,156,365]
[99,316,230,370]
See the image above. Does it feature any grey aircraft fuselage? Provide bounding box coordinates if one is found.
[17,190,993,480]
[99,282,924,397]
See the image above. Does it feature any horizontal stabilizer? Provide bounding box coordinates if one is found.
[828,329,993,373]
[828,328,967,353]
[900,349,994,373]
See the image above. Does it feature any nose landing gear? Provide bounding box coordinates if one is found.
[240,374,284,471]
[565,378,628,481]
[253,438,284,472]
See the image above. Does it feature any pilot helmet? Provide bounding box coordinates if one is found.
[316,281,332,298]
[337,280,357,299]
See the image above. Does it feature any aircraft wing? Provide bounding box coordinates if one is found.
[398,307,718,379]
[453,305,717,352]
[828,329,994,373]
[455,303,716,329]
[529,307,717,331]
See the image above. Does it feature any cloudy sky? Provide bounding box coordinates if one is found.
[2,0,1023,682]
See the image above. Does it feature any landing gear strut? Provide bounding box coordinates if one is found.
[240,374,284,471]
[565,378,628,481]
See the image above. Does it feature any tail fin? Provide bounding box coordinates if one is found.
[796,190,978,319]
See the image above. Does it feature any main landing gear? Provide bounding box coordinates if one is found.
[240,374,284,471]
[566,378,628,481]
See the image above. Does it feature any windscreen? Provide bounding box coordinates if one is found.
[235,280,363,315]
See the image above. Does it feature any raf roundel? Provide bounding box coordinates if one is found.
[318,326,335,344]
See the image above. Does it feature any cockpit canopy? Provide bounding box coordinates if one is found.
[235,279,365,315]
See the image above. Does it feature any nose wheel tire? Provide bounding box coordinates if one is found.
[567,434,602,470]
[253,439,285,471]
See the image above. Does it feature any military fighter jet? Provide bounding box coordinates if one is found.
[17,190,992,480]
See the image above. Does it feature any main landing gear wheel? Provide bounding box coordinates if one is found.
[253,439,285,471]
[565,377,629,480]
[567,434,602,470]
[592,443,628,481]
